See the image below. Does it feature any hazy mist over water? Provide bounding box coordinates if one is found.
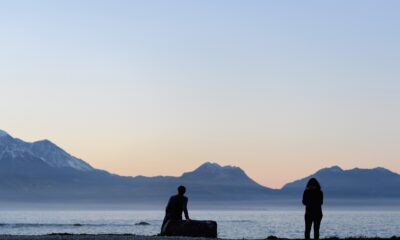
[0,208,399,239]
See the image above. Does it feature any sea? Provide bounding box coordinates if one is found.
[0,209,399,239]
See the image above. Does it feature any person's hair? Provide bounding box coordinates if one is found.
[178,185,186,195]
[306,178,321,190]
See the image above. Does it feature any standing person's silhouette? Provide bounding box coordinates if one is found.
[161,185,191,232]
[302,178,323,240]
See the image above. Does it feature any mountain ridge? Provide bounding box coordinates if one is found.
[0,130,93,171]
[282,165,400,198]
[1,129,400,203]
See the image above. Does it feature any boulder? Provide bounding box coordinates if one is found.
[161,220,217,238]
[135,221,150,226]
[266,236,278,240]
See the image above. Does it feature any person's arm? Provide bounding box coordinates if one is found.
[183,198,190,220]
[302,190,308,206]
[320,191,324,206]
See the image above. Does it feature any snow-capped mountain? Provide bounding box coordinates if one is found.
[29,140,92,171]
[0,129,9,137]
[0,130,93,171]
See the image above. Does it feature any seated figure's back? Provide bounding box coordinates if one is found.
[166,194,188,220]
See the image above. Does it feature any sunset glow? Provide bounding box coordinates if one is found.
[1,1,399,188]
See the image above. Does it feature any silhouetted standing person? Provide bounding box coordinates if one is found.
[161,185,191,232]
[302,178,323,240]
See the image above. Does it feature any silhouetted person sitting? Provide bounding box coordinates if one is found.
[302,178,323,240]
[161,185,191,232]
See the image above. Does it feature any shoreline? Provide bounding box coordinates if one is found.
[0,234,399,240]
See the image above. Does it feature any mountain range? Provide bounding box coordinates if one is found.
[1,129,399,204]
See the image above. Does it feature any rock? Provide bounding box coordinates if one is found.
[161,220,217,238]
[266,236,278,240]
[135,221,151,226]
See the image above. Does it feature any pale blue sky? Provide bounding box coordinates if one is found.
[1,1,399,187]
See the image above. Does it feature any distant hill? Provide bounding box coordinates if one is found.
[146,162,275,200]
[281,166,400,198]
[1,129,400,204]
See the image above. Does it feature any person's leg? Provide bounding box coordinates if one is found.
[305,214,312,240]
[313,215,322,240]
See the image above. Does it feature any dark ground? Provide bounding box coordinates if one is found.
[0,235,399,240]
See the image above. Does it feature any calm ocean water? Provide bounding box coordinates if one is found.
[0,210,399,238]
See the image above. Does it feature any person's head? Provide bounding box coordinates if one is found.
[177,185,186,195]
[306,178,321,190]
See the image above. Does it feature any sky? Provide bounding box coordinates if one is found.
[1,0,400,188]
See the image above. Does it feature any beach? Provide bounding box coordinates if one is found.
[0,235,203,240]
[0,235,152,240]
[0,235,399,240]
